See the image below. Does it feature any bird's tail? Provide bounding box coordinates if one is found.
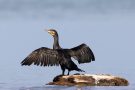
[76,68,85,72]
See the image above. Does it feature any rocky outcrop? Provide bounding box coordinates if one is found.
[47,74,129,86]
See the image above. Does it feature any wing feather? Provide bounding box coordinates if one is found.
[21,47,61,67]
[67,44,95,64]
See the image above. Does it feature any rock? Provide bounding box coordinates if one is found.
[47,74,129,86]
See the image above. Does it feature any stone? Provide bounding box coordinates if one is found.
[47,74,129,86]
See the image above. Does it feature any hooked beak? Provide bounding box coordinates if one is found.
[45,29,55,36]
[44,29,51,34]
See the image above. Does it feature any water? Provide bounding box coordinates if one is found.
[0,0,135,90]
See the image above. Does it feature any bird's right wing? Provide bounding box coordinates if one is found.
[66,44,95,64]
[21,47,61,66]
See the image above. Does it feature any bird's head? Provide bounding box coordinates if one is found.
[47,29,58,37]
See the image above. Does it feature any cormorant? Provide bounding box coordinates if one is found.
[21,29,95,75]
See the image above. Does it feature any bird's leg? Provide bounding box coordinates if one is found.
[61,66,65,75]
[67,70,70,75]
[62,69,65,75]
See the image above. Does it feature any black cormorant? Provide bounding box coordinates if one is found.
[21,29,95,75]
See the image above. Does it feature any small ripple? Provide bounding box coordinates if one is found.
[19,85,73,90]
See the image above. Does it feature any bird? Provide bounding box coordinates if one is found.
[21,29,95,75]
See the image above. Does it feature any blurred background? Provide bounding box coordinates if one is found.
[0,0,135,90]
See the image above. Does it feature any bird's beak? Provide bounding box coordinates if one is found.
[45,29,51,34]
[46,29,54,36]
[47,30,52,35]
[45,29,55,36]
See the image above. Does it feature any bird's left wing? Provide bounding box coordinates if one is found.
[21,47,61,66]
[66,44,95,64]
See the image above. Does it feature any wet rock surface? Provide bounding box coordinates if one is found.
[47,74,129,86]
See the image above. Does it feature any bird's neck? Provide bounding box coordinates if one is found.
[53,35,61,49]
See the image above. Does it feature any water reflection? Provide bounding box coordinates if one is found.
[19,86,97,90]
[19,85,134,90]
[20,86,72,90]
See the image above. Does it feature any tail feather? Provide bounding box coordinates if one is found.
[76,68,85,72]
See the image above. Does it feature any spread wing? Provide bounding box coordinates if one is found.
[67,44,95,64]
[21,47,61,66]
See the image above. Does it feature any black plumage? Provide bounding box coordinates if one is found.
[21,29,95,75]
